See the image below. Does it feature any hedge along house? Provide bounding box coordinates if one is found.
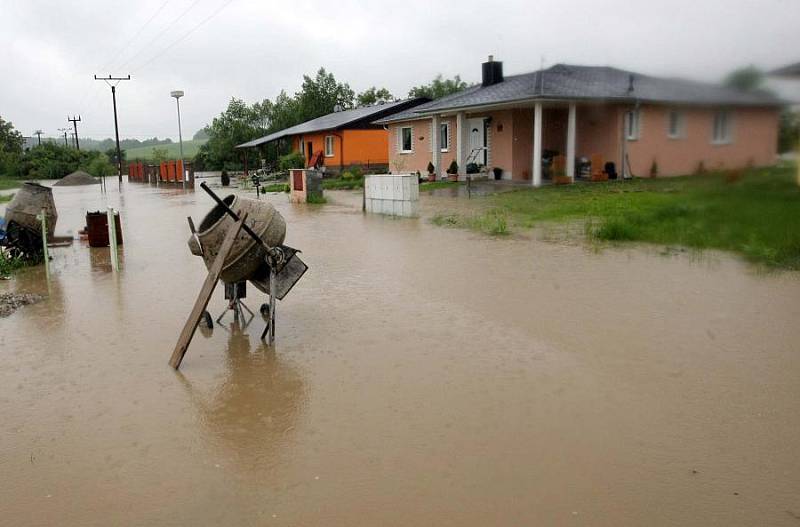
[236,98,429,174]
[376,56,782,184]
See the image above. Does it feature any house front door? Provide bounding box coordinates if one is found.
[467,118,486,166]
[306,142,313,165]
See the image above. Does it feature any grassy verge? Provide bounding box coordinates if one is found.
[323,177,363,190]
[262,183,289,193]
[430,165,800,269]
[0,177,23,191]
[0,193,14,203]
[420,181,459,191]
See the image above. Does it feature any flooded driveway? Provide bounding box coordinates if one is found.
[2,180,799,526]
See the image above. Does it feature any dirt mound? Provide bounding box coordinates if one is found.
[54,170,100,186]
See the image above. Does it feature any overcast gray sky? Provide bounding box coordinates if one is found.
[3,0,799,141]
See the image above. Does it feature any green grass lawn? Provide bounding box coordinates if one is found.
[0,177,22,191]
[126,139,207,161]
[432,165,800,269]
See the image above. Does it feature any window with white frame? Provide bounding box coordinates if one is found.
[667,110,684,139]
[712,111,732,144]
[440,123,449,152]
[399,126,413,153]
[324,135,334,157]
[625,109,640,140]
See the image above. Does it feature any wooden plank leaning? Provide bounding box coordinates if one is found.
[169,213,247,370]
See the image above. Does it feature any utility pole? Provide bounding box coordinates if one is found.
[35,130,43,145]
[94,75,131,184]
[58,127,69,147]
[67,115,82,151]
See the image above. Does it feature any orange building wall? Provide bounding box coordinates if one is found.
[288,129,389,169]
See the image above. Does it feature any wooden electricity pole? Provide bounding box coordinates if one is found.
[67,115,82,151]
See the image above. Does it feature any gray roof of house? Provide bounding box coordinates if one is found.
[236,98,427,148]
[769,62,800,78]
[376,64,782,123]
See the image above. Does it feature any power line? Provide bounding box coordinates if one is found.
[99,0,171,72]
[116,0,204,71]
[132,0,236,73]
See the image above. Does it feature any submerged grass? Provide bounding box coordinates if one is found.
[0,193,14,203]
[431,165,800,269]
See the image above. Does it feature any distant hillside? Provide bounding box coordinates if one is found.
[126,139,207,161]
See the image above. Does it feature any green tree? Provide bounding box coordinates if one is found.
[408,74,468,99]
[105,147,126,166]
[723,65,764,92]
[357,87,395,106]
[0,115,24,177]
[85,153,115,178]
[151,147,169,164]
[295,68,355,122]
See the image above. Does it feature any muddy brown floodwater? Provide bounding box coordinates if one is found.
[1,179,799,526]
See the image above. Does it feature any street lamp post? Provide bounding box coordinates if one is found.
[171,90,185,190]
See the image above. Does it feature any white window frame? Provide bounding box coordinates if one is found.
[667,110,684,139]
[399,126,413,153]
[440,123,450,152]
[625,109,641,141]
[712,110,732,145]
[324,135,334,157]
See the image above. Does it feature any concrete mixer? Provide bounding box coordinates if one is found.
[170,183,307,369]
[1,182,57,261]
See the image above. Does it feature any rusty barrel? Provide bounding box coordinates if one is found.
[5,182,57,237]
[188,194,286,284]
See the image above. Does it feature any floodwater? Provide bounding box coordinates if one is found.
[1,179,799,526]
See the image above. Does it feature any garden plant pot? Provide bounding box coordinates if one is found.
[447,174,458,182]
[428,174,436,182]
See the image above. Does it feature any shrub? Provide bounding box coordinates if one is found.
[466,162,480,174]
[596,219,639,241]
[446,160,459,174]
[427,161,435,174]
[649,159,658,178]
[278,151,305,171]
[341,171,354,180]
[348,166,363,179]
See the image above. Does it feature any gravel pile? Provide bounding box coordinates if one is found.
[54,170,100,186]
[0,292,42,317]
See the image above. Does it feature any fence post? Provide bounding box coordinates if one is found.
[107,207,119,272]
[38,208,50,282]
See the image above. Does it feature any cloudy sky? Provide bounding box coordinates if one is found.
[3,0,799,142]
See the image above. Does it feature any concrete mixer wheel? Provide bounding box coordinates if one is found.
[260,303,270,321]
[201,310,213,329]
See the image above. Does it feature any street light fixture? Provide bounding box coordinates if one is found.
[171,90,186,190]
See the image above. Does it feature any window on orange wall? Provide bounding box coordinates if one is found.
[324,135,334,157]
[440,123,450,152]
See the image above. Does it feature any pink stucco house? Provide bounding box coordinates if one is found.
[376,57,782,183]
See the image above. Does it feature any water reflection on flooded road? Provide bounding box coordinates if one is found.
[1,179,799,526]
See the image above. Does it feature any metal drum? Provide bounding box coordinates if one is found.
[188,194,286,284]
[5,182,57,238]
